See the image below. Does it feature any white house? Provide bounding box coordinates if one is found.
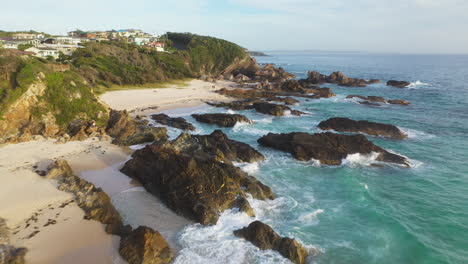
[26,47,61,58]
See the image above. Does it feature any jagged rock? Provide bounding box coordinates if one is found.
[257,132,409,166]
[359,101,381,107]
[318,117,407,140]
[266,97,299,105]
[46,160,124,234]
[192,113,252,127]
[303,71,377,87]
[107,110,167,146]
[346,95,368,100]
[169,130,264,163]
[366,96,387,103]
[120,133,274,225]
[0,244,27,264]
[253,102,305,116]
[387,80,411,88]
[234,221,308,264]
[119,226,173,264]
[207,99,261,111]
[388,99,410,105]
[151,114,195,131]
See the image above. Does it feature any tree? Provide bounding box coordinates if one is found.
[17,44,33,51]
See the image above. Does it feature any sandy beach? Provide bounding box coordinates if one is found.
[0,79,229,263]
[100,79,236,114]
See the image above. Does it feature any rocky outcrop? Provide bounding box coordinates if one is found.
[359,101,381,107]
[388,99,410,105]
[266,97,299,105]
[387,80,411,88]
[0,80,61,144]
[253,102,305,116]
[120,132,274,225]
[192,113,252,127]
[258,132,409,166]
[303,71,379,87]
[207,99,261,111]
[169,130,265,163]
[234,221,308,264]
[45,160,124,234]
[0,244,27,264]
[318,117,407,140]
[151,114,195,131]
[106,110,167,146]
[119,226,173,264]
[347,95,410,106]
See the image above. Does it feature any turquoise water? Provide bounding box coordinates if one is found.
[166,52,468,264]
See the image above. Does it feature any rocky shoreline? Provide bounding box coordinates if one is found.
[0,56,417,263]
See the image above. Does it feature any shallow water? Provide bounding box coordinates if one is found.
[160,52,468,264]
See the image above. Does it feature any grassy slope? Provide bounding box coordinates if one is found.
[0,32,248,128]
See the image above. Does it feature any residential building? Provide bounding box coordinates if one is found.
[145,41,165,52]
[25,47,61,58]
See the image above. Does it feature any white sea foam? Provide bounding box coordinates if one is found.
[227,109,237,114]
[298,209,324,224]
[129,143,149,150]
[233,162,260,175]
[343,152,381,167]
[408,80,430,89]
[252,117,274,124]
[399,127,435,141]
[173,196,305,264]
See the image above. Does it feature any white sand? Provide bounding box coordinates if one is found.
[100,79,236,114]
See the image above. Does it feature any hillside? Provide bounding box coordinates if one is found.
[0,33,252,143]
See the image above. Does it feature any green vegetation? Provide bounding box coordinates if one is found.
[17,44,33,51]
[0,32,248,130]
[41,71,107,127]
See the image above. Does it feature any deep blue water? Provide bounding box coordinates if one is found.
[165,52,468,264]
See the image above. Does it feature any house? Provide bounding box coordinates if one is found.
[145,41,165,52]
[84,33,97,39]
[12,33,37,40]
[0,38,41,49]
[26,47,60,58]
[131,37,153,45]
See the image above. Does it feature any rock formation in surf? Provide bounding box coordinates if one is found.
[258,132,409,166]
[253,102,305,116]
[120,131,274,225]
[318,117,407,140]
[301,71,379,87]
[151,113,195,131]
[192,113,252,127]
[234,221,309,264]
[386,80,411,88]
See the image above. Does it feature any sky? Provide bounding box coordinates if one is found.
[1,0,468,54]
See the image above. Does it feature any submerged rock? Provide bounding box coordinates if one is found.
[318,117,407,140]
[106,110,167,146]
[151,114,195,131]
[347,95,410,106]
[234,221,308,264]
[253,102,305,116]
[387,80,411,88]
[119,226,173,264]
[120,132,274,225]
[266,97,300,105]
[192,113,252,127]
[359,101,381,107]
[206,99,261,111]
[257,132,409,166]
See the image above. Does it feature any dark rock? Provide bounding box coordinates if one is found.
[266,97,299,105]
[303,71,377,87]
[388,99,410,105]
[387,80,411,88]
[359,101,381,107]
[346,95,368,100]
[119,226,173,264]
[151,114,195,131]
[367,96,387,103]
[106,110,167,146]
[257,132,409,166]
[169,130,265,163]
[234,221,308,264]
[120,133,274,225]
[318,117,407,140]
[0,244,27,264]
[192,113,252,127]
[206,99,261,111]
[253,102,305,116]
[46,160,124,234]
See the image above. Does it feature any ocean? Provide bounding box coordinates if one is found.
[142,52,468,264]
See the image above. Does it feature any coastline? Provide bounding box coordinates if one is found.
[0,79,228,263]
